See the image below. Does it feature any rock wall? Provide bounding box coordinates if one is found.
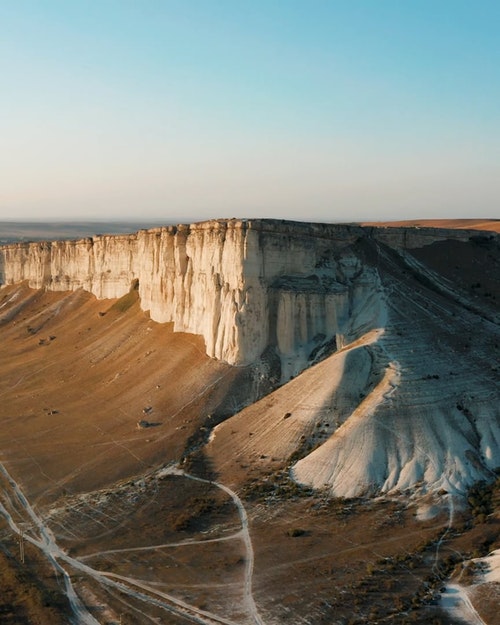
[0,219,417,371]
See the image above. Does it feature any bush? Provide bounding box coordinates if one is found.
[467,480,494,521]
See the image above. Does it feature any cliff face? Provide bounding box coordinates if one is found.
[1,219,499,499]
[0,220,376,375]
[0,219,482,376]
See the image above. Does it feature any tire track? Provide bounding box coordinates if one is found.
[0,461,266,625]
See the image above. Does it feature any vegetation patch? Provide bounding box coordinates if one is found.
[109,280,139,313]
[241,469,315,503]
[0,542,71,625]
[467,476,500,524]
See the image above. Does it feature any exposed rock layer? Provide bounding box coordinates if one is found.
[1,219,499,498]
[0,220,483,375]
[205,224,500,498]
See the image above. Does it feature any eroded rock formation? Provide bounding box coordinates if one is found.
[1,219,499,498]
[0,220,391,377]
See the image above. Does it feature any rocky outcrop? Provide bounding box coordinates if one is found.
[0,219,495,378]
[0,220,377,376]
[2,219,499,499]
[205,227,500,499]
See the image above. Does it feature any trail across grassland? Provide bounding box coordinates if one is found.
[0,461,265,625]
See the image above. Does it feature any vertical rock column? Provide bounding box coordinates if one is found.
[135,221,269,366]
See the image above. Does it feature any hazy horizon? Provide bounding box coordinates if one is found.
[1,1,499,223]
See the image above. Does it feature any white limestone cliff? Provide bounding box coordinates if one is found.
[0,219,486,376]
[0,220,375,373]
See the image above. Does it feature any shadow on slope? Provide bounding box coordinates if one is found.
[206,331,385,489]
[208,234,500,501]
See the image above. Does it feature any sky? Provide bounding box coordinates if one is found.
[1,0,499,224]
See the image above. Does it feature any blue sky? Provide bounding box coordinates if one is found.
[1,0,499,223]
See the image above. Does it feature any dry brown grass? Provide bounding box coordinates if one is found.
[0,537,71,624]
[0,283,240,503]
[361,218,500,232]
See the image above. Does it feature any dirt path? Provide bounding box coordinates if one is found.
[161,465,265,625]
[0,460,266,625]
[0,463,101,625]
[80,530,244,561]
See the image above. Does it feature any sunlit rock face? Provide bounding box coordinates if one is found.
[0,219,457,374]
[2,219,499,498]
[0,236,139,299]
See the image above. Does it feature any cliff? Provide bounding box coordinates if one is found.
[0,220,370,375]
[0,219,494,377]
[1,219,499,499]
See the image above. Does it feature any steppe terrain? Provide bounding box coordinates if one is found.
[363,219,500,233]
[0,219,499,625]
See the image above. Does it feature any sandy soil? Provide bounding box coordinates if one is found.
[0,284,240,503]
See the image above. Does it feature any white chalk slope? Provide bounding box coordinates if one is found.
[210,240,500,498]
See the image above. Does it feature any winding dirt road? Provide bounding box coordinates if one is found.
[0,461,265,625]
